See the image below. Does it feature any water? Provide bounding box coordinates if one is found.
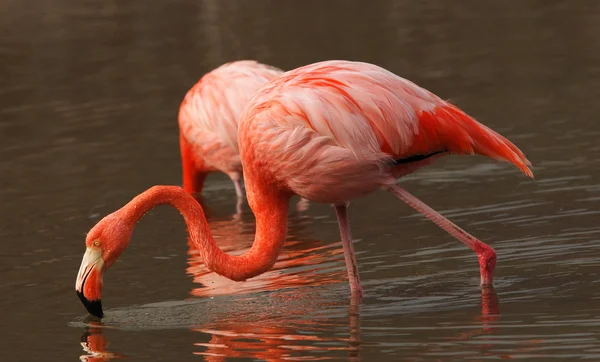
[1,1,600,361]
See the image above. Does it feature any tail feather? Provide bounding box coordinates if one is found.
[414,103,534,178]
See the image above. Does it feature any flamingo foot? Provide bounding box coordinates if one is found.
[388,185,498,288]
[475,241,496,287]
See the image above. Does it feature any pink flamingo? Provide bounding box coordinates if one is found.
[178,60,283,198]
[76,60,533,318]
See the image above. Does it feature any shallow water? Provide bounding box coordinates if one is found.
[2,1,600,361]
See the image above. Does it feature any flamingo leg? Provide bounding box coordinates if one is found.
[334,204,363,297]
[180,133,207,195]
[388,184,496,286]
[296,198,310,213]
[234,197,243,216]
[182,166,207,195]
[231,178,244,215]
[231,177,244,199]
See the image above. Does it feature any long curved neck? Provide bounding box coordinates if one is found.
[118,185,289,281]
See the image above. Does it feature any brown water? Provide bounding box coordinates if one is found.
[2,1,600,361]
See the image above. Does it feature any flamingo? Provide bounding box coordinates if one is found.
[178,60,283,199]
[76,60,533,318]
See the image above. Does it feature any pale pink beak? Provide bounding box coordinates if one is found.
[75,247,105,318]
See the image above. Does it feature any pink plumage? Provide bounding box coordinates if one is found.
[238,60,533,294]
[239,60,532,204]
[75,61,534,318]
[178,60,283,197]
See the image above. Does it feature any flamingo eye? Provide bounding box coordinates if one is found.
[93,241,100,247]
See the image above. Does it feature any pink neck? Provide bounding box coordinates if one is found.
[118,185,289,281]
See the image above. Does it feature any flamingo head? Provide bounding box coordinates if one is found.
[75,212,134,318]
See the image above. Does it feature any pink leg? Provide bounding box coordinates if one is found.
[231,177,244,215]
[334,204,363,297]
[232,178,244,199]
[388,184,496,286]
[296,198,310,213]
[180,133,208,195]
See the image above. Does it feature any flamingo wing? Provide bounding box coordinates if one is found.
[179,60,283,172]
[239,60,532,203]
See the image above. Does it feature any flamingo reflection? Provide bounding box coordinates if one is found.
[454,287,501,341]
[78,267,520,361]
[186,200,345,297]
[187,238,346,297]
[79,305,360,362]
[79,321,119,362]
[193,310,360,362]
[178,200,359,360]
[77,199,523,361]
[448,287,544,360]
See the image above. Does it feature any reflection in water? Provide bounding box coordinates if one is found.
[188,240,345,297]
[192,305,361,361]
[78,304,362,362]
[185,208,359,360]
[186,196,344,297]
[77,289,504,361]
[448,288,501,360]
[80,322,120,362]
[71,159,600,360]
[77,205,510,361]
[465,287,500,339]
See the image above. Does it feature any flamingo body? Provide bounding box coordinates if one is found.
[178,60,283,196]
[239,61,531,205]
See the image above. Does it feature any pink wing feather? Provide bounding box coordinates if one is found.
[239,60,532,204]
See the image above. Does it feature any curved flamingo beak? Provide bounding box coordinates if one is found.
[75,247,105,318]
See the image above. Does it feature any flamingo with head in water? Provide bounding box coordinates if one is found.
[178,60,283,198]
[76,60,533,318]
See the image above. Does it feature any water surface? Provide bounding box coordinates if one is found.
[1,1,600,361]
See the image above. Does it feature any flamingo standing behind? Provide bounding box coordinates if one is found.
[178,60,283,198]
[76,60,533,318]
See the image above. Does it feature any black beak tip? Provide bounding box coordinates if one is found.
[76,290,104,318]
